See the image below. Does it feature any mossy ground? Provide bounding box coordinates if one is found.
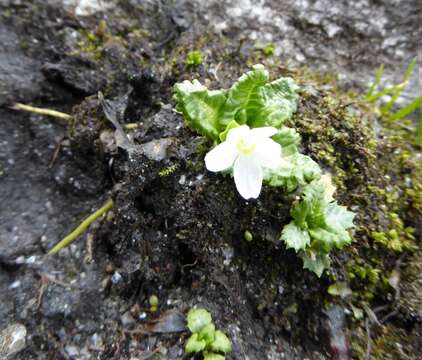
[1,1,420,358]
[67,27,421,357]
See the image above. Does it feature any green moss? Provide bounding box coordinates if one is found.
[64,25,421,354]
[71,20,125,61]
[159,163,179,177]
[2,8,12,18]
[262,43,275,56]
[185,50,204,67]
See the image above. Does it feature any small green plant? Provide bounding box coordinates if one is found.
[262,43,275,56]
[174,64,320,198]
[174,65,356,275]
[280,175,355,277]
[185,50,204,67]
[365,59,422,143]
[158,163,179,177]
[149,295,158,312]
[185,308,232,360]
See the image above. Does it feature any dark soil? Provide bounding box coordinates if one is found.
[0,1,421,359]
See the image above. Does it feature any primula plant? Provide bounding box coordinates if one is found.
[174,64,320,199]
[185,308,232,360]
[281,175,356,276]
[174,64,356,276]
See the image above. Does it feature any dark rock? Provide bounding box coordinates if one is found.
[0,24,42,105]
[42,57,106,96]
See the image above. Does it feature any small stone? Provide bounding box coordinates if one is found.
[140,138,173,161]
[139,312,147,320]
[65,345,79,358]
[121,311,136,327]
[0,323,27,359]
[111,271,122,284]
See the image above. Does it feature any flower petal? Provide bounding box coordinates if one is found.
[233,156,263,199]
[205,142,237,172]
[226,125,251,145]
[250,126,278,139]
[255,138,281,169]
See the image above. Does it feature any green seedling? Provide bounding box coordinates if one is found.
[185,308,232,360]
[149,295,158,312]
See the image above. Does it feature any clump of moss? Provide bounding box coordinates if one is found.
[262,43,275,56]
[71,20,125,61]
[185,50,204,67]
[64,27,420,356]
[159,163,179,177]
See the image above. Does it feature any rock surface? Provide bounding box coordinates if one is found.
[0,0,420,359]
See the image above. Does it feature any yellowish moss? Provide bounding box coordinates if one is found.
[159,163,179,177]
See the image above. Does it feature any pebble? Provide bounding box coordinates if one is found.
[0,323,27,359]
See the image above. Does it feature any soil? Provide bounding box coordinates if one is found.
[0,1,421,359]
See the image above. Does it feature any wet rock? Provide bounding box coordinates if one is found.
[325,305,349,360]
[0,323,27,359]
[140,138,174,161]
[144,309,186,333]
[134,105,183,143]
[121,311,136,327]
[59,0,115,17]
[74,0,115,17]
[0,25,42,105]
[42,57,106,96]
[41,285,81,318]
[65,344,80,358]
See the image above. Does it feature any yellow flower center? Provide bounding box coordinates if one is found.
[236,138,256,156]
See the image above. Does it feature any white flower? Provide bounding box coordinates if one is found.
[205,125,281,199]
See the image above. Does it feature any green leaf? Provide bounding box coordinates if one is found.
[219,120,240,142]
[325,203,355,232]
[264,154,321,192]
[248,77,299,128]
[271,127,301,156]
[382,58,416,113]
[302,175,334,205]
[309,227,351,252]
[174,80,227,140]
[198,323,216,345]
[327,282,352,298]
[209,330,232,354]
[186,308,212,333]
[281,222,311,252]
[185,333,206,353]
[291,154,322,184]
[390,94,422,121]
[279,177,355,275]
[300,251,331,277]
[365,64,384,99]
[222,64,269,126]
[204,353,226,360]
[365,83,405,103]
[291,198,311,228]
[174,65,299,141]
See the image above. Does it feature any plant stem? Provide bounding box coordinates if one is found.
[48,198,114,255]
[125,122,142,129]
[12,103,72,120]
[11,103,140,130]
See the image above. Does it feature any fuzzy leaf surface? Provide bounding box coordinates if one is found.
[174,80,227,140]
[281,222,311,252]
